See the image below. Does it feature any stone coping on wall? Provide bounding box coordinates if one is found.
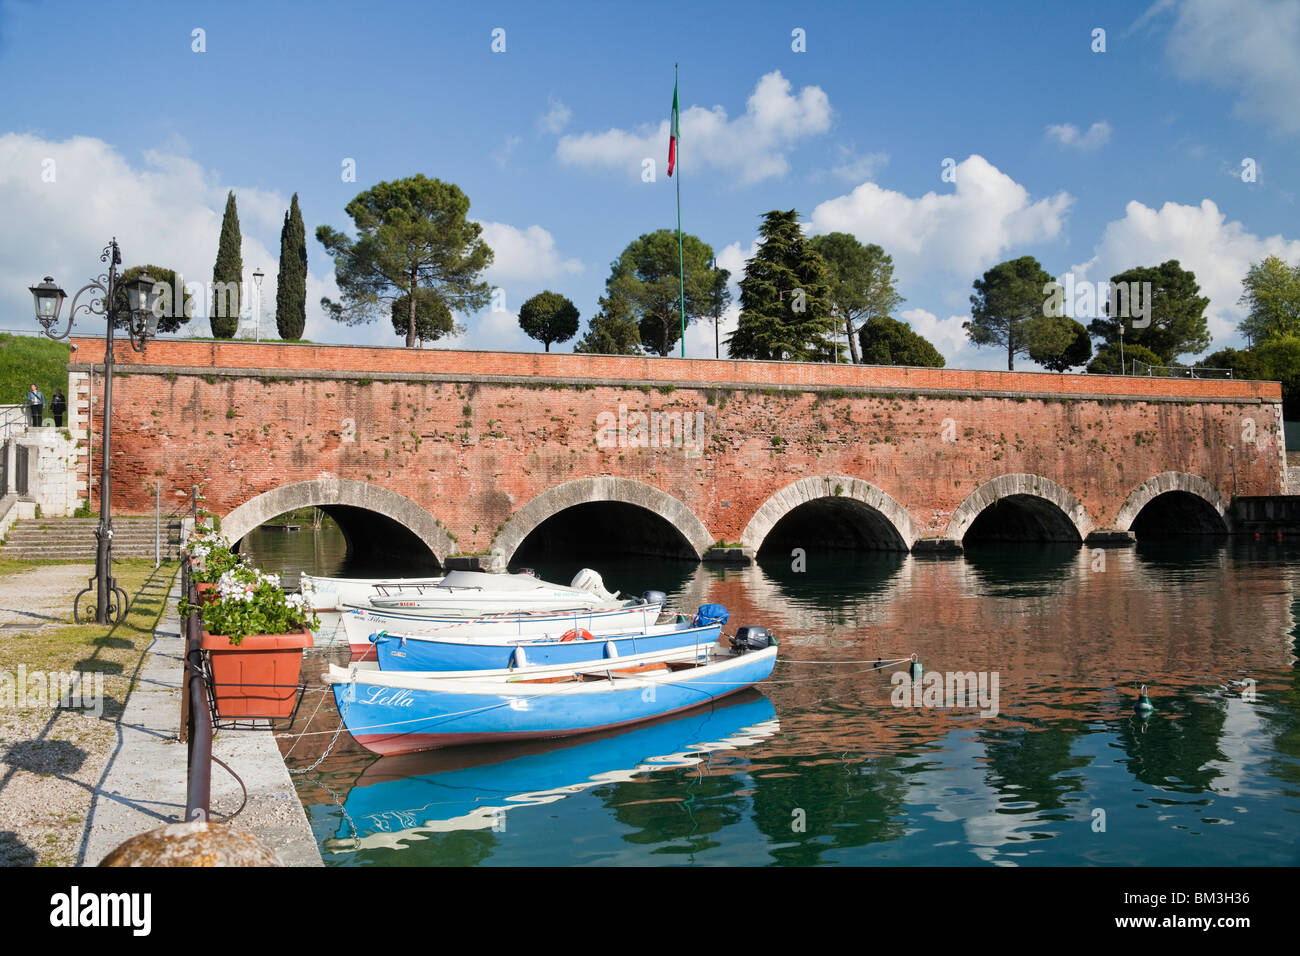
[69,337,1282,405]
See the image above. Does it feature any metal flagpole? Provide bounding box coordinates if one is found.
[676,64,686,359]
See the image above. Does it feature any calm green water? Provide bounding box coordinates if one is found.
[242,526,1300,866]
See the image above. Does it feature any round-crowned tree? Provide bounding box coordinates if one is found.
[518,291,580,352]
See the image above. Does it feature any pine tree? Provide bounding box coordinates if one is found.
[210,191,242,338]
[573,305,642,355]
[275,193,308,340]
[727,210,837,361]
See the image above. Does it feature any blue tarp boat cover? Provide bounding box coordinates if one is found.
[694,603,730,626]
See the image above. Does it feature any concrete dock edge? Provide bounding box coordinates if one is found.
[80,573,323,867]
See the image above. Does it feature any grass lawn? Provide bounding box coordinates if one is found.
[0,332,68,411]
[0,559,178,714]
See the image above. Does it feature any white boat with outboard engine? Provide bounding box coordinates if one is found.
[360,569,621,615]
[300,572,447,612]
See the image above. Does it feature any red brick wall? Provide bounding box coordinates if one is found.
[72,339,1286,548]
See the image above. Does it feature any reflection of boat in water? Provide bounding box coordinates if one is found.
[323,693,779,854]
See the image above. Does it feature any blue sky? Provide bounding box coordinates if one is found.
[2,0,1298,368]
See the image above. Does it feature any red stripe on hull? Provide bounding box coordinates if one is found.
[350,687,748,755]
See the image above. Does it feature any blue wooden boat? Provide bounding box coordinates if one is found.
[338,598,667,660]
[372,618,724,672]
[323,639,778,755]
[322,695,779,853]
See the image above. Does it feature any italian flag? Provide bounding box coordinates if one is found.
[668,80,679,177]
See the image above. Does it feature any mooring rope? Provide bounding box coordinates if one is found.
[280,650,919,745]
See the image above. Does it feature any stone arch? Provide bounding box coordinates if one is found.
[740,476,918,552]
[1115,471,1233,533]
[220,478,453,562]
[491,477,712,563]
[944,474,1092,543]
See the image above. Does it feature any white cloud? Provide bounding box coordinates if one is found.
[1163,0,1300,136]
[442,307,538,352]
[492,134,522,169]
[829,145,890,183]
[0,133,586,351]
[556,70,832,185]
[1045,121,1112,151]
[538,95,572,135]
[714,238,759,283]
[1069,198,1300,344]
[477,222,584,286]
[898,308,980,364]
[810,154,1073,280]
[684,303,739,359]
[0,133,292,337]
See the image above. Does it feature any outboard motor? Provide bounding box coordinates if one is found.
[730,625,773,654]
[641,589,667,607]
[570,568,617,601]
[692,603,730,627]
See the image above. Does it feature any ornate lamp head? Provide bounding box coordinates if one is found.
[30,276,67,332]
[126,272,161,344]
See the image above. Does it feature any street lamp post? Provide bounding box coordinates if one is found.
[252,267,264,342]
[30,239,160,624]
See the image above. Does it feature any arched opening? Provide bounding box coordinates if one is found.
[509,502,700,600]
[491,478,713,567]
[1129,491,1229,538]
[234,506,441,580]
[512,502,698,563]
[756,498,909,555]
[945,475,1091,548]
[741,477,917,557]
[962,495,1084,545]
[1117,474,1232,541]
[221,479,450,580]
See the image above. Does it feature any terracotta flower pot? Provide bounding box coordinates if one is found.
[201,630,312,720]
[195,582,218,605]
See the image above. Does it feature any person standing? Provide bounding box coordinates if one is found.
[50,388,66,427]
[26,384,43,426]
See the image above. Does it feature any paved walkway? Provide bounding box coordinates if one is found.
[80,576,322,866]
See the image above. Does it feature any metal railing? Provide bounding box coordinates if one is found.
[180,558,212,822]
[0,405,26,442]
[1130,359,1233,379]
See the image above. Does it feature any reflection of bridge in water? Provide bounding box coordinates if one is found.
[277,543,1300,866]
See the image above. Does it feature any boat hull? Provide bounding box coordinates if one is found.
[329,646,778,755]
[342,602,665,660]
[373,622,720,672]
[300,573,446,612]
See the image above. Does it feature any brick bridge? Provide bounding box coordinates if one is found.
[67,338,1285,566]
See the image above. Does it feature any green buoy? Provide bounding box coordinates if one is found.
[910,654,923,682]
[1135,684,1154,717]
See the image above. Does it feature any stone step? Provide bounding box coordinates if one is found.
[3,530,180,538]
[0,517,184,562]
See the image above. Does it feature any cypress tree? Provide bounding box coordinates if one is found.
[210,191,242,338]
[275,193,308,339]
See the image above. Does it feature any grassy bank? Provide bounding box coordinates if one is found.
[0,332,68,411]
[0,559,176,682]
